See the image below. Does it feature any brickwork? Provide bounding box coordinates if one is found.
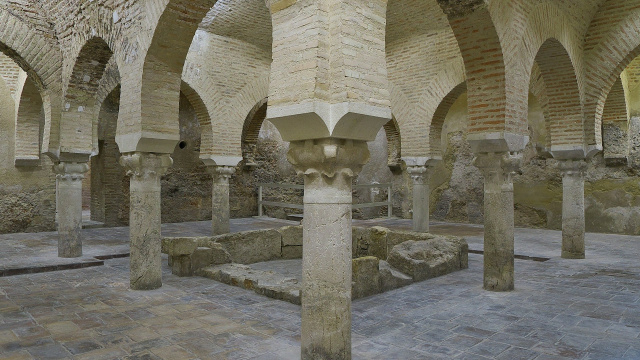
[14,76,43,163]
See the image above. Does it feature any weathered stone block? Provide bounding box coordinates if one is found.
[352,226,388,260]
[379,260,413,292]
[387,236,467,282]
[191,246,232,272]
[282,246,302,259]
[352,256,380,299]
[165,237,198,256]
[171,255,192,277]
[386,230,435,258]
[279,225,303,246]
[213,229,281,264]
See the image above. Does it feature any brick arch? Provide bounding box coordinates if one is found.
[532,38,585,155]
[529,63,551,150]
[436,2,527,151]
[116,0,216,154]
[583,1,640,150]
[429,81,467,159]
[241,98,268,166]
[601,76,628,163]
[516,2,585,156]
[602,77,627,127]
[180,80,213,158]
[14,77,44,166]
[388,82,419,156]
[60,37,114,157]
[0,9,63,155]
[383,117,402,170]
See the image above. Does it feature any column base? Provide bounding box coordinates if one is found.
[561,251,585,259]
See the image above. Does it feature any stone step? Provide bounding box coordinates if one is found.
[286,214,303,222]
[199,263,301,304]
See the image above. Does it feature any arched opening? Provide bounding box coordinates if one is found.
[533,38,584,155]
[14,76,44,166]
[0,50,55,233]
[383,117,402,172]
[241,97,268,168]
[429,81,468,159]
[90,83,214,227]
[601,77,629,165]
[61,37,114,156]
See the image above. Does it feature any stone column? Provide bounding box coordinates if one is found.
[54,162,89,258]
[407,166,429,232]
[120,152,172,290]
[473,152,521,291]
[407,161,439,232]
[206,166,235,235]
[558,160,587,259]
[288,139,370,360]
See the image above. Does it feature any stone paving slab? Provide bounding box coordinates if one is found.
[0,218,298,275]
[0,218,638,359]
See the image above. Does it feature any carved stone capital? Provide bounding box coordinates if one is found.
[557,159,587,177]
[288,139,370,204]
[53,161,89,182]
[119,152,172,180]
[206,165,236,183]
[287,139,370,180]
[406,160,441,185]
[473,152,522,192]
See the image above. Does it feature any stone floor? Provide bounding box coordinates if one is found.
[0,218,639,359]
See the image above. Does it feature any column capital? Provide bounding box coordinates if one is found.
[287,138,370,180]
[473,152,521,193]
[473,151,521,175]
[119,152,172,180]
[557,159,587,177]
[205,165,236,182]
[53,161,89,181]
[406,160,441,184]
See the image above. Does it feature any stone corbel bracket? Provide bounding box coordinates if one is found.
[266,102,392,142]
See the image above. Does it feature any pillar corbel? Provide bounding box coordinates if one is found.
[288,138,370,360]
[206,165,236,235]
[473,151,521,291]
[54,161,89,258]
[119,152,172,290]
[557,159,587,259]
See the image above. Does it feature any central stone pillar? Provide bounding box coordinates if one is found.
[54,161,89,258]
[406,160,440,232]
[120,152,172,290]
[558,160,587,259]
[206,165,235,235]
[288,139,369,360]
[473,152,521,291]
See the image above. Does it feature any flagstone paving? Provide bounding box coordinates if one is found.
[0,218,638,359]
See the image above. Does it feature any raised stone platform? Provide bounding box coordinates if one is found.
[163,225,468,303]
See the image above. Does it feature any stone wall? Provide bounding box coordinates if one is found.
[0,75,56,234]
[230,120,411,220]
[431,91,640,235]
[90,91,213,226]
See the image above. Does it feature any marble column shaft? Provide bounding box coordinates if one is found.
[558,160,587,259]
[54,162,89,258]
[288,139,370,360]
[120,152,172,290]
[407,165,436,233]
[207,166,235,235]
[473,152,521,291]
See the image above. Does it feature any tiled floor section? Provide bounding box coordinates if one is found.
[0,219,638,359]
[0,218,297,273]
